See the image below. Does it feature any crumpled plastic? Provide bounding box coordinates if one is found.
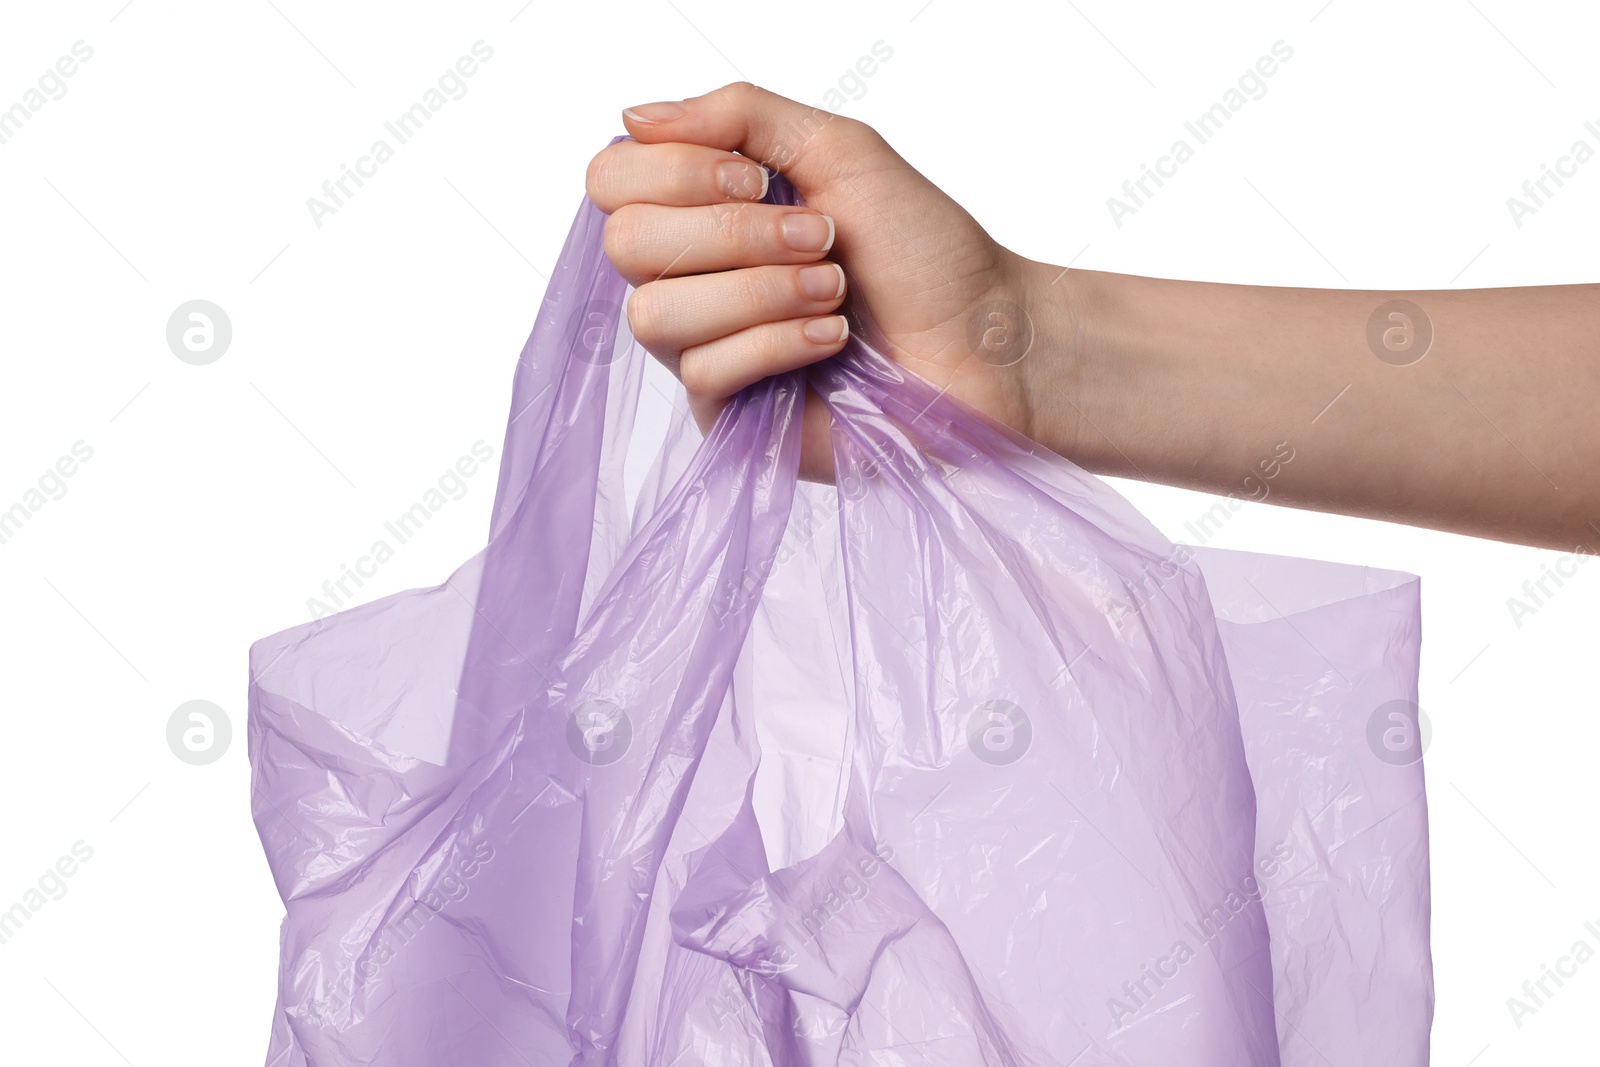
[249,150,1433,1067]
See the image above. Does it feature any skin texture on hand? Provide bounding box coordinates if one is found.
[588,82,1042,481]
[592,81,1600,554]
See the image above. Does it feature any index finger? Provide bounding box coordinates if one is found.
[585,138,769,214]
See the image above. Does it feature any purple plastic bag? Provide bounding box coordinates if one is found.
[250,156,1432,1066]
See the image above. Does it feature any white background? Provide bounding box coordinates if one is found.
[1,0,1596,1062]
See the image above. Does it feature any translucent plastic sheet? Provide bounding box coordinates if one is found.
[249,159,1432,1066]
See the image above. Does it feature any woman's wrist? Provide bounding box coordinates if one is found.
[1016,259,1134,473]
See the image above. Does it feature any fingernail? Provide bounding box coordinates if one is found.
[717,161,768,200]
[799,263,846,301]
[623,100,687,124]
[803,315,849,344]
[781,213,835,253]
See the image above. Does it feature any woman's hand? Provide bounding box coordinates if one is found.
[589,82,1600,553]
[586,81,1049,480]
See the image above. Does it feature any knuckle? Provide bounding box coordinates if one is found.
[584,150,611,205]
[797,114,881,181]
[721,205,761,251]
[625,286,664,348]
[718,80,761,103]
[730,268,771,313]
[678,347,717,396]
[602,207,644,274]
[813,114,871,156]
[601,213,627,265]
[835,113,878,143]
[705,200,740,237]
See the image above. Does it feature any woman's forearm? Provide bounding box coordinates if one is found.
[1025,264,1600,553]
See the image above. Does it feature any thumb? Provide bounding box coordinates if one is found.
[621,81,897,196]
